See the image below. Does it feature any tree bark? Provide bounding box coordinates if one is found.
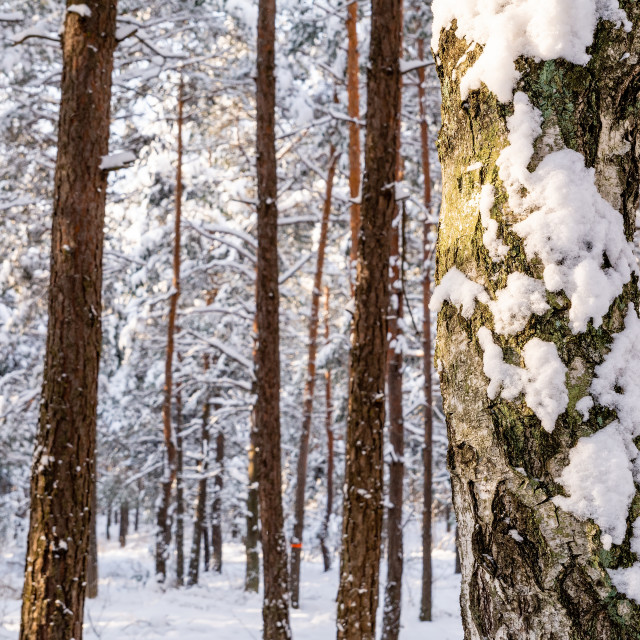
[255,0,291,635]
[175,384,185,586]
[245,413,260,592]
[156,76,184,583]
[335,0,403,636]
[86,478,98,599]
[290,147,337,608]
[19,3,117,638]
[119,501,129,548]
[435,7,640,639]
[211,428,224,573]
[319,286,334,573]
[417,36,433,623]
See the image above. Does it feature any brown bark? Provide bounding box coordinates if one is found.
[155,76,184,583]
[211,428,224,573]
[346,0,361,282]
[255,0,291,635]
[175,383,185,586]
[86,478,98,599]
[19,3,117,638]
[335,0,403,635]
[290,147,337,608]
[119,501,129,548]
[319,286,334,573]
[188,355,211,586]
[245,417,260,592]
[417,36,433,623]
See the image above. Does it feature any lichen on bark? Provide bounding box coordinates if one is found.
[434,7,640,639]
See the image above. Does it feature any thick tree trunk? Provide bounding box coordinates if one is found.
[86,479,98,599]
[346,0,361,283]
[156,77,184,583]
[335,0,403,636]
[175,385,185,586]
[255,0,291,635]
[244,415,260,592]
[417,36,434,623]
[434,6,640,639]
[290,147,337,608]
[19,3,117,638]
[188,357,210,586]
[319,286,334,573]
[211,428,224,573]
[119,501,129,548]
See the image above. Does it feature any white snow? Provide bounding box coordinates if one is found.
[489,272,549,336]
[499,93,637,333]
[509,529,524,543]
[479,184,509,262]
[575,396,594,422]
[553,422,635,546]
[99,151,137,171]
[431,267,490,319]
[67,4,92,17]
[478,328,567,432]
[431,0,630,101]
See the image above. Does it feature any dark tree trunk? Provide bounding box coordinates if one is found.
[202,520,210,572]
[19,3,117,638]
[86,479,98,599]
[335,0,403,636]
[319,286,334,573]
[119,501,129,548]
[106,504,112,541]
[175,384,185,586]
[417,36,433,623]
[156,76,184,583]
[245,417,260,592]
[211,428,224,573]
[290,146,337,608]
[435,7,640,638]
[255,0,291,634]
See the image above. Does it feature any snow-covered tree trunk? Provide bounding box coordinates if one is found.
[19,2,117,638]
[432,2,640,637]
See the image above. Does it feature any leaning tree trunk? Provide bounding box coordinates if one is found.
[19,2,117,638]
[290,146,337,609]
[255,0,291,635]
[433,5,640,638]
[335,0,403,636]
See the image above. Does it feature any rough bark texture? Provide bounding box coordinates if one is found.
[255,0,291,635]
[417,35,434,623]
[335,0,403,636]
[86,472,98,599]
[156,77,184,583]
[244,418,260,592]
[434,6,640,639]
[19,3,117,638]
[211,428,224,573]
[319,286,334,573]
[290,147,337,609]
[175,385,185,586]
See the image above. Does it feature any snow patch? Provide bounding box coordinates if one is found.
[575,396,594,422]
[100,151,136,171]
[430,267,490,320]
[479,184,509,262]
[67,4,92,17]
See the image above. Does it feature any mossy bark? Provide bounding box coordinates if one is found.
[434,6,640,639]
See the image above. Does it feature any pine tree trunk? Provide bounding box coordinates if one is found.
[417,36,433,623]
[156,76,184,583]
[188,358,210,586]
[255,0,291,635]
[119,501,129,548]
[336,0,403,636]
[106,504,112,541]
[86,478,98,599]
[435,7,640,638]
[319,286,333,573]
[19,3,117,638]
[346,0,361,283]
[175,385,185,586]
[290,147,337,608]
[211,428,224,573]
[244,414,260,592]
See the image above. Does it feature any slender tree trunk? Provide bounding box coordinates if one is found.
[119,501,129,548]
[211,428,224,573]
[106,503,112,541]
[19,3,117,638]
[202,520,210,571]
[255,0,291,635]
[435,8,640,638]
[346,0,361,284]
[245,414,260,592]
[156,76,184,583]
[319,286,334,573]
[290,147,337,608]
[188,356,211,586]
[86,479,98,599]
[417,36,433,623]
[175,384,185,586]
[336,0,403,636]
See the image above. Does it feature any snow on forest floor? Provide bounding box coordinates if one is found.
[0,524,462,639]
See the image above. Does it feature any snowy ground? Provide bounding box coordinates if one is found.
[0,522,462,639]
